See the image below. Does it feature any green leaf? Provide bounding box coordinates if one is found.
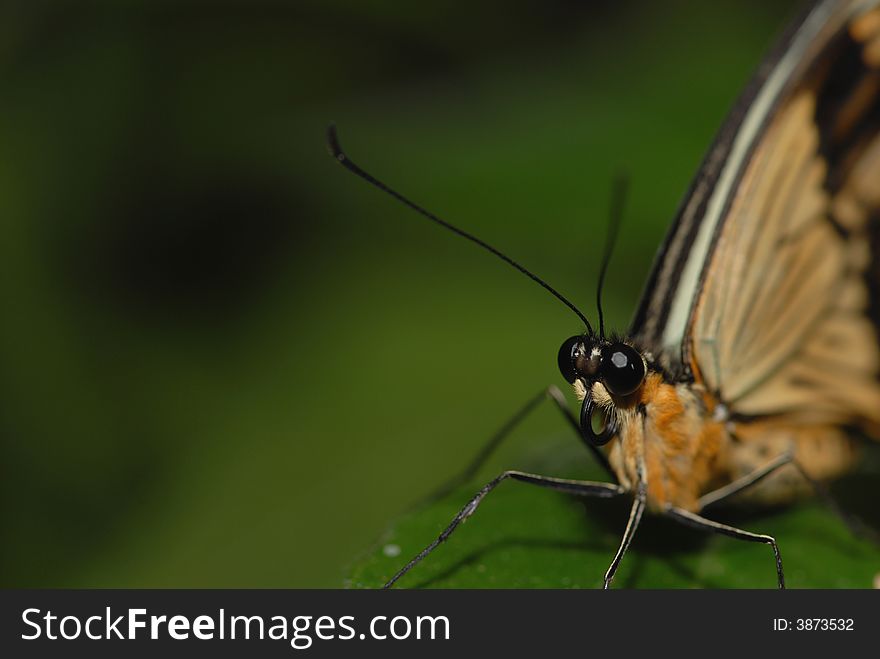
[347,441,880,589]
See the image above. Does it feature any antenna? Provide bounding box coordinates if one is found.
[327,124,593,333]
[596,174,629,339]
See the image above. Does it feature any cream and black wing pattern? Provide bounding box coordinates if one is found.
[631,0,880,502]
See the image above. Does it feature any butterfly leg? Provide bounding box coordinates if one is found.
[665,507,785,589]
[697,452,795,509]
[426,386,615,503]
[698,451,879,544]
[384,471,624,588]
[603,483,646,589]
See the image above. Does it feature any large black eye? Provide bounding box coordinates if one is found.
[557,335,596,384]
[599,343,645,396]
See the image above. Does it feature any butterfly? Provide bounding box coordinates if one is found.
[329,0,880,588]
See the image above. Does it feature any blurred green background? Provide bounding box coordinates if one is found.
[0,0,807,587]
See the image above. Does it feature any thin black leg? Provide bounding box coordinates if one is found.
[603,483,646,589]
[698,452,795,509]
[698,452,879,544]
[666,507,785,589]
[384,470,624,588]
[426,386,616,503]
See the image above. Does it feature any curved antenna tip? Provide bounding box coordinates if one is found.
[326,123,345,161]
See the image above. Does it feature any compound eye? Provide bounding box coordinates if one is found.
[557,336,584,384]
[599,343,646,396]
[558,336,601,384]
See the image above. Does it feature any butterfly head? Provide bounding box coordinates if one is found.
[557,334,646,447]
[327,125,644,449]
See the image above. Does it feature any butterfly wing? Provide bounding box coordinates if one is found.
[631,0,880,494]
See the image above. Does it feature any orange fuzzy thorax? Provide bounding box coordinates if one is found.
[607,372,726,512]
[602,369,859,511]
